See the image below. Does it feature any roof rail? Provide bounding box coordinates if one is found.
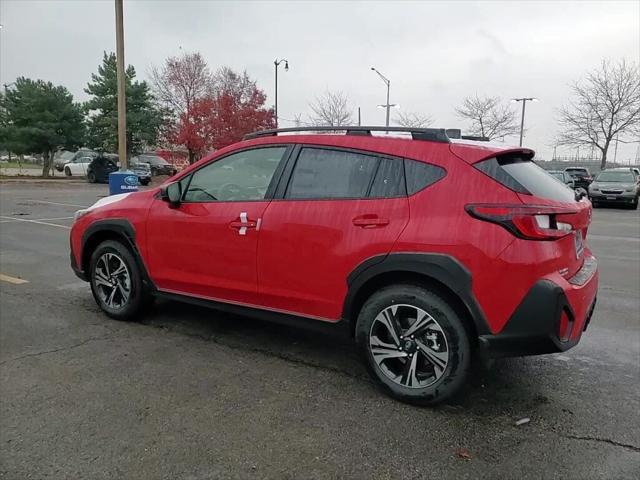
[243,126,451,143]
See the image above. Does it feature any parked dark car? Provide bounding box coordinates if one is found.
[129,159,151,186]
[134,154,177,177]
[86,154,118,183]
[564,167,593,189]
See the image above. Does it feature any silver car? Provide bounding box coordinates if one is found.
[588,169,639,209]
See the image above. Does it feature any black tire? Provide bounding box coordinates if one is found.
[89,240,148,321]
[64,167,72,177]
[87,171,96,183]
[631,197,638,210]
[355,284,470,406]
[140,179,150,186]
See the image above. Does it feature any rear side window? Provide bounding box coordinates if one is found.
[404,159,446,195]
[286,148,378,199]
[369,158,406,198]
[476,156,575,202]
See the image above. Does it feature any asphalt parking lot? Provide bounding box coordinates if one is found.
[1,180,639,479]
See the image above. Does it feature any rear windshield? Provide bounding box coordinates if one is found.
[476,156,576,202]
[595,171,635,182]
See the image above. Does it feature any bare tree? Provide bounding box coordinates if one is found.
[150,51,213,113]
[395,111,434,128]
[309,91,353,127]
[557,59,640,169]
[212,67,257,103]
[455,94,519,140]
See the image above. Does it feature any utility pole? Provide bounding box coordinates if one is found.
[511,97,538,147]
[274,58,289,129]
[358,107,361,126]
[371,67,396,128]
[115,0,127,170]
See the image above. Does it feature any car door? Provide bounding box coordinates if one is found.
[257,146,410,321]
[145,145,290,305]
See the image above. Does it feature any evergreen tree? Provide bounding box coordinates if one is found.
[85,52,161,156]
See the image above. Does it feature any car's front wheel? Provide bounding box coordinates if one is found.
[64,167,72,176]
[356,284,470,405]
[89,240,147,321]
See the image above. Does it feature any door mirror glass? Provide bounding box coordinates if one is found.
[162,182,182,206]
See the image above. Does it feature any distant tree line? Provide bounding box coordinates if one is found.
[0,54,637,176]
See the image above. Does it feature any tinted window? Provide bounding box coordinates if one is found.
[286,148,378,199]
[140,155,168,166]
[475,157,528,194]
[369,158,405,198]
[183,147,285,202]
[404,159,446,195]
[480,156,575,202]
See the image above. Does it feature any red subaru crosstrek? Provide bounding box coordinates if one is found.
[70,127,598,405]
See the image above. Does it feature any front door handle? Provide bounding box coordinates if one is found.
[352,215,389,228]
[229,212,257,235]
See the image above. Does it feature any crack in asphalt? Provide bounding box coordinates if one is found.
[560,434,640,453]
[0,334,117,366]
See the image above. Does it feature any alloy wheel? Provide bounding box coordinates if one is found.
[93,252,131,309]
[369,304,449,388]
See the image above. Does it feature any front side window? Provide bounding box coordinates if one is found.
[183,147,286,202]
[286,148,378,199]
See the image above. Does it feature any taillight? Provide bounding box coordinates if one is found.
[465,204,577,241]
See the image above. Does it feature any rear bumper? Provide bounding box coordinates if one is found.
[479,254,598,358]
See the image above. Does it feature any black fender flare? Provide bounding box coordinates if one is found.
[342,253,490,335]
[80,218,155,290]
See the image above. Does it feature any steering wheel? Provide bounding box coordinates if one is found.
[218,183,243,200]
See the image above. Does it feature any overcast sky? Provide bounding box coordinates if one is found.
[1,0,639,161]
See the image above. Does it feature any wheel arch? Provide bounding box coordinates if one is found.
[81,219,155,290]
[342,253,490,339]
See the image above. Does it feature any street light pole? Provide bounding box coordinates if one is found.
[371,67,394,128]
[115,0,127,170]
[274,58,289,129]
[512,97,538,147]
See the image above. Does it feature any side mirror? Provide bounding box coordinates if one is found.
[161,181,182,207]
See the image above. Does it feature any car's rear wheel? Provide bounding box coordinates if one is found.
[64,167,72,176]
[87,171,96,183]
[89,240,147,321]
[355,284,470,405]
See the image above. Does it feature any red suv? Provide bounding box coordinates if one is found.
[70,127,598,405]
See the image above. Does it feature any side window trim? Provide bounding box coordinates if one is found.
[179,144,293,204]
[275,144,410,201]
[283,146,380,201]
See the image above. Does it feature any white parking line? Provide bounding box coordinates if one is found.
[32,216,75,222]
[0,216,71,229]
[29,200,88,208]
[0,273,29,285]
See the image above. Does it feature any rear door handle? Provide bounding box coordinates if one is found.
[352,215,389,228]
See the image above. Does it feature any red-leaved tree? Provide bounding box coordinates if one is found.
[170,69,275,160]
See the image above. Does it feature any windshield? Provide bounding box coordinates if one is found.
[595,171,635,182]
[139,155,167,166]
[565,169,589,178]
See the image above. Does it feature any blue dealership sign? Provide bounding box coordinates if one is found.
[109,170,139,195]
